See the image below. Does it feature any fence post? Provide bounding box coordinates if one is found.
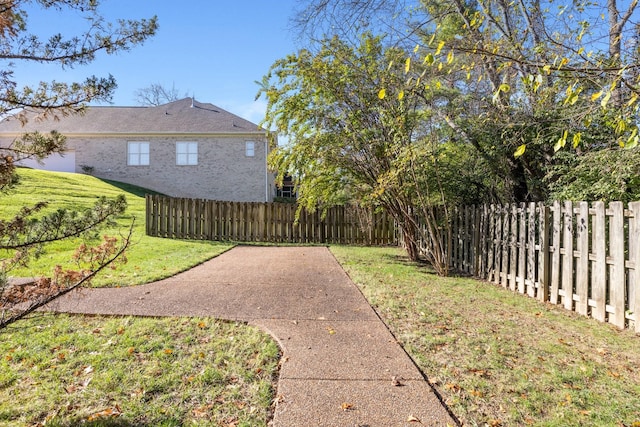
[145,195,153,236]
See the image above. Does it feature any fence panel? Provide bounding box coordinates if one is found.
[435,200,638,330]
[145,195,396,246]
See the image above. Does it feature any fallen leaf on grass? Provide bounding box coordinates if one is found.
[445,383,461,392]
[86,406,122,422]
[192,403,213,418]
[608,370,621,378]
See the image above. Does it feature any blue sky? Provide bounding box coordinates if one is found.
[15,1,301,125]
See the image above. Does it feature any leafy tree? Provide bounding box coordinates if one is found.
[545,149,640,203]
[259,34,457,273]
[0,0,157,329]
[134,82,186,106]
[293,0,640,204]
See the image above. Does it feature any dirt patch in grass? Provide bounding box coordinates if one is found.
[0,313,280,427]
[331,245,640,427]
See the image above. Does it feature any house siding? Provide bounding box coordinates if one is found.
[69,135,273,202]
[0,99,274,202]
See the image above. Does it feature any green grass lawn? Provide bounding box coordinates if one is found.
[331,245,640,427]
[0,314,279,427]
[0,168,232,286]
[0,168,280,426]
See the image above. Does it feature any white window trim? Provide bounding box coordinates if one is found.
[245,141,255,157]
[176,141,198,165]
[128,141,150,166]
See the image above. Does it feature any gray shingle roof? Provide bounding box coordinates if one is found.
[0,98,264,134]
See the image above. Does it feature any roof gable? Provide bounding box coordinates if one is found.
[0,98,263,135]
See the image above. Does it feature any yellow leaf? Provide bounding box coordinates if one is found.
[447,50,454,64]
[572,132,582,148]
[405,57,411,73]
[601,91,611,108]
[424,53,434,65]
[542,65,551,74]
[378,88,386,99]
[627,93,639,107]
[554,130,568,152]
[514,144,526,158]
[499,83,510,93]
[398,90,405,100]
[413,44,420,53]
[591,90,603,101]
[435,40,445,55]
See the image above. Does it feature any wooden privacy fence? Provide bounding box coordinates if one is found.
[145,195,396,245]
[440,201,640,331]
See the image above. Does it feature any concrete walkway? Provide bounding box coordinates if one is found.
[46,246,458,426]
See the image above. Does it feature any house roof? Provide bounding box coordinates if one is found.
[0,98,264,135]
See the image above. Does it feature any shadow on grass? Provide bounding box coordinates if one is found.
[380,251,438,273]
[97,178,166,198]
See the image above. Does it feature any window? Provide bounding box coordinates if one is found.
[176,142,198,165]
[245,141,255,157]
[128,142,149,166]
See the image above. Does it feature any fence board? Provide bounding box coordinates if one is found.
[576,201,589,316]
[538,203,550,302]
[562,201,574,311]
[527,202,536,298]
[145,195,395,246]
[609,202,625,328]
[591,202,606,322]
[629,202,640,332]
[509,204,525,293]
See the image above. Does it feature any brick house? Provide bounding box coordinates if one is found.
[0,98,274,202]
